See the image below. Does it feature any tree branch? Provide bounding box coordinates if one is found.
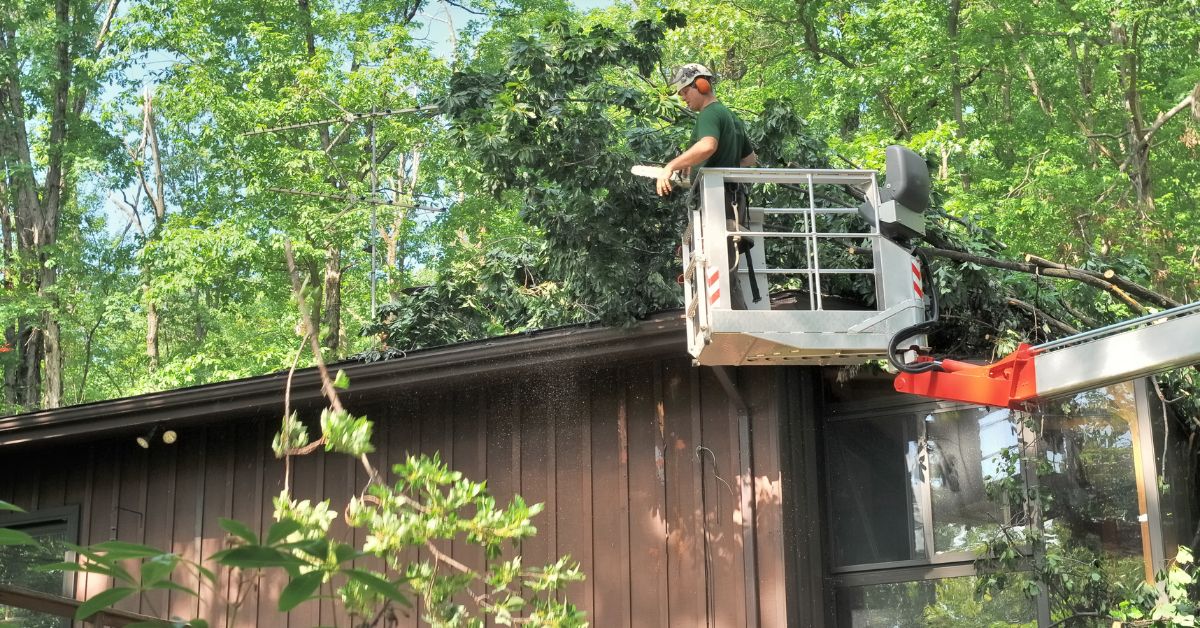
[1005,297,1080,335]
[1024,253,1181,309]
[920,247,1146,313]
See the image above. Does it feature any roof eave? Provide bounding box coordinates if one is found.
[0,314,686,448]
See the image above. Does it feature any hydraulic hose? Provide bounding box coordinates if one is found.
[887,247,944,374]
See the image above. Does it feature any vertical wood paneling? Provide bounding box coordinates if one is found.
[419,391,453,627]
[555,372,592,614]
[484,386,519,628]
[520,380,555,573]
[36,450,67,508]
[698,368,747,627]
[388,393,421,628]
[589,367,631,627]
[320,444,355,627]
[0,356,799,628]
[625,362,668,627]
[142,438,177,618]
[199,427,233,626]
[167,427,204,621]
[348,402,387,628]
[257,421,289,628]
[9,450,38,510]
[0,449,15,505]
[663,359,707,627]
[451,389,487,617]
[81,449,118,603]
[749,369,787,628]
[228,419,263,626]
[287,425,323,627]
[114,444,149,614]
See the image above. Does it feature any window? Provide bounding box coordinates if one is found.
[826,405,1023,569]
[823,381,1164,627]
[0,505,79,628]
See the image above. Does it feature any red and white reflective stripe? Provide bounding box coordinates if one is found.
[707,269,721,305]
[911,261,924,299]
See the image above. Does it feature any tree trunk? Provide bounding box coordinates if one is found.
[1113,21,1154,212]
[321,246,342,352]
[136,91,167,371]
[14,324,42,408]
[146,292,160,371]
[0,0,73,410]
[385,151,419,302]
[948,0,968,190]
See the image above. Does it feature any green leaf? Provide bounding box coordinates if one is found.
[344,569,410,607]
[140,553,180,586]
[278,570,325,612]
[195,563,217,585]
[34,561,88,573]
[0,527,36,546]
[331,542,360,565]
[91,540,165,559]
[219,518,259,545]
[282,537,329,559]
[0,500,24,513]
[211,546,302,568]
[147,579,198,596]
[333,369,350,389]
[266,519,303,545]
[76,586,137,620]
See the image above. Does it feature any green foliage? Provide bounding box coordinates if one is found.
[974,409,1198,627]
[319,408,375,455]
[440,10,697,325]
[361,233,592,355]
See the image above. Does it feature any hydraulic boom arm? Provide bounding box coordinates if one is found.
[894,300,1200,408]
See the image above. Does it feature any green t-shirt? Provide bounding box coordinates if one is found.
[691,101,754,168]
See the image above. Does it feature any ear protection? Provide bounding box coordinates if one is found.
[693,76,712,94]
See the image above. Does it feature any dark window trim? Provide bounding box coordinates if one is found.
[0,504,80,600]
[829,561,978,588]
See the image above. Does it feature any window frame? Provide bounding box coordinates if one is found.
[820,379,1170,628]
[824,399,1035,575]
[0,504,81,601]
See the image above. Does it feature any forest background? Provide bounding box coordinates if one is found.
[2,0,1199,415]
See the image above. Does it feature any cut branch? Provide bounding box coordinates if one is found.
[920,247,1146,313]
[1024,253,1181,309]
[1005,297,1080,335]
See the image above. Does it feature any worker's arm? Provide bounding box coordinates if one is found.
[740,151,757,167]
[657,136,718,196]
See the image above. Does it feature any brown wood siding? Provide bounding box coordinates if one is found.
[0,358,804,627]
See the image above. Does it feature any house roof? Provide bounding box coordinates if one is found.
[0,313,686,448]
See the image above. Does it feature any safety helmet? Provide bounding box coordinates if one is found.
[668,63,714,94]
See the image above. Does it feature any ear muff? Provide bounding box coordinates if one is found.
[694,76,712,94]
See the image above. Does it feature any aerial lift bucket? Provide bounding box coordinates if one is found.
[679,146,932,366]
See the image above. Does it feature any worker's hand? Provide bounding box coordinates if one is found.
[656,167,675,196]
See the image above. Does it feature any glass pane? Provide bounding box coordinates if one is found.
[0,524,71,628]
[827,414,925,565]
[1037,383,1147,592]
[927,407,1021,555]
[838,576,1037,627]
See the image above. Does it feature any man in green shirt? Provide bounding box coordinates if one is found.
[656,64,756,195]
[658,64,759,307]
